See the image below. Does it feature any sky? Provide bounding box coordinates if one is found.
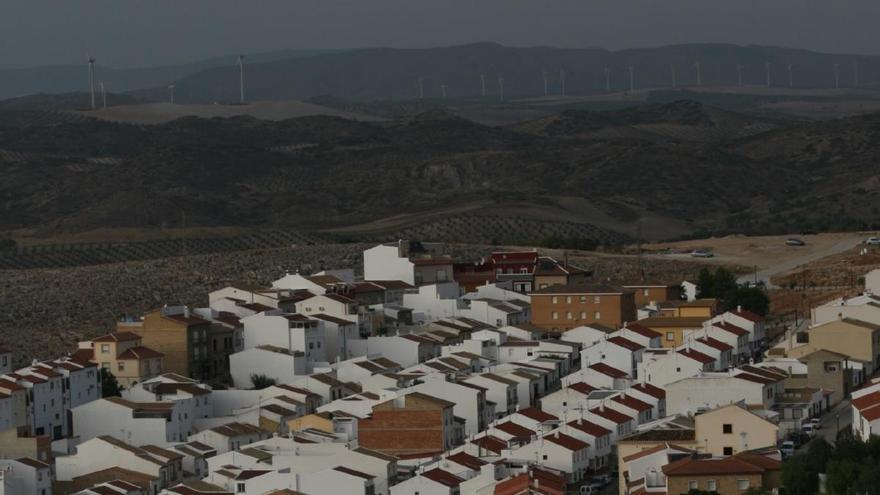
[2,0,878,68]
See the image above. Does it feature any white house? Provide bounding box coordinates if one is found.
[462,373,518,418]
[187,421,270,455]
[505,430,590,484]
[711,307,766,357]
[811,293,880,326]
[637,348,714,387]
[615,323,663,349]
[364,243,418,285]
[851,385,880,441]
[682,281,698,302]
[390,468,464,495]
[241,312,325,363]
[460,298,530,327]
[402,283,466,324]
[56,436,183,492]
[0,346,10,375]
[230,345,309,388]
[588,404,636,443]
[347,335,439,368]
[565,418,613,470]
[72,396,187,444]
[123,375,213,442]
[0,457,52,495]
[310,313,359,361]
[410,375,490,436]
[581,336,644,378]
[665,372,777,416]
[3,366,65,439]
[561,325,617,348]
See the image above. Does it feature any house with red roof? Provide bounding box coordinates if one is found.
[506,430,591,484]
[581,336,645,378]
[706,321,751,363]
[666,371,780,417]
[78,331,164,388]
[711,306,767,357]
[615,323,663,349]
[662,452,782,495]
[563,362,631,390]
[852,388,880,441]
[637,347,714,387]
[565,418,613,470]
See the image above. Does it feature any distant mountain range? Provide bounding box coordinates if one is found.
[3,42,878,103]
[0,49,338,100]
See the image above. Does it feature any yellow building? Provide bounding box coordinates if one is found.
[640,316,708,348]
[694,404,779,457]
[80,331,164,388]
[797,318,880,369]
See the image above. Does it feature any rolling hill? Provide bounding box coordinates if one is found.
[2,99,880,245]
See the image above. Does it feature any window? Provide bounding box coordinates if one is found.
[118,362,125,372]
[643,288,650,296]
[552,312,559,320]
[566,296,572,304]
[520,267,528,274]
[723,423,733,434]
[824,361,840,372]
[594,311,601,320]
[707,480,717,491]
[666,332,675,341]
[566,312,573,320]
[688,481,698,490]
[542,454,548,461]
[237,483,246,493]
[318,306,325,311]
[309,342,314,350]
[579,295,586,303]
[593,296,601,304]
[580,312,586,319]
[737,479,750,490]
[551,296,558,304]
[100,344,110,353]
[723,446,733,456]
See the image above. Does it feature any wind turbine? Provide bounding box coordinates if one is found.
[480,74,487,97]
[604,67,611,92]
[671,65,677,89]
[854,60,860,87]
[834,63,840,89]
[441,84,447,100]
[417,76,424,99]
[787,64,793,88]
[87,57,97,110]
[560,69,566,97]
[764,62,771,88]
[694,60,702,87]
[99,82,107,109]
[168,84,175,104]
[737,65,744,86]
[498,76,504,102]
[237,55,246,104]
[542,70,549,97]
[628,65,635,92]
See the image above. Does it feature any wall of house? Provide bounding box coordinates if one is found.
[229,348,307,389]
[808,321,880,367]
[695,407,778,456]
[359,408,447,456]
[365,245,415,285]
[531,293,636,331]
[667,473,762,495]
[128,313,191,378]
[0,427,50,462]
[666,378,768,416]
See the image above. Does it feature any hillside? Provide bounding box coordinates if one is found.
[2,99,880,245]
[131,42,880,103]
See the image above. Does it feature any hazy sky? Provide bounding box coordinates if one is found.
[2,0,877,68]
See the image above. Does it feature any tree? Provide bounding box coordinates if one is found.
[100,367,122,397]
[781,455,819,495]
[250,374,276,390]
[712,267,738,299]
[697,267,714,298]
[724,287,770,316]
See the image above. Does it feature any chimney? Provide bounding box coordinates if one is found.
[737,305,742,312]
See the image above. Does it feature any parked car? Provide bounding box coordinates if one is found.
[592,474,613,486]
[580,481,604,494]
[786,238,805,246]
[780,440,795,458]
[691,249,714,258]
[866,237,880,245]
[810,418,822,429]
[787,432,808,447]
[802,423,816,437]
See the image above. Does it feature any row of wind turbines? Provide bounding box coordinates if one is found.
[85,55,864,109]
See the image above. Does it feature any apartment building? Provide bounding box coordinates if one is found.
[530,284,636,331]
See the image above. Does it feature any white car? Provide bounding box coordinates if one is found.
[810,418,822,429]
[580,482,603,494]
[780,440,795,458]
[866,237,880,245]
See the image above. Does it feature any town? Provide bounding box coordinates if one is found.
[0,240,877,495]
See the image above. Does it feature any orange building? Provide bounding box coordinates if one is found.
[623,283,683,307]
[530,284,636,332]
[358,392,459,457]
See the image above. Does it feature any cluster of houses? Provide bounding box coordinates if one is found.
[0,241,877,495]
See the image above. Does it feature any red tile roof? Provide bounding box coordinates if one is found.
[590,406,632,424]
[632,382,666,399]
[713,321,749,336]
[730,309,764,323]
[333,466,374,480]
[624,323,662,339]
[677,348,715,364]
[588,362,628,378]
[608,336,645,352]
[517,407,559,423]
[92,331,142,343]
[446,451,487,470]
[422,468,465,487]
[853,390,880,411]
[117,346,165,360]
[545,431,588,451]
[612,394,653,412]
[696,336,733,352]
[569,382,596,395]
[494,421,535,439]
[662,456,772,476]
[471,435,507,454]
[566,419,611,437]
